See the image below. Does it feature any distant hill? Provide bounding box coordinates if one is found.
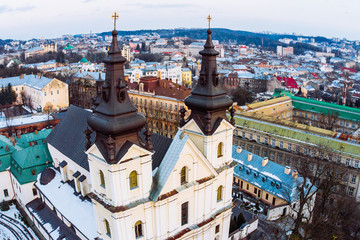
[99,28,330,54]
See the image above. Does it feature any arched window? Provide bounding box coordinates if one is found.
[129,171,138,189]
[217,142,223,157]
[104,219,111,237]
[135,221,143,238]
[217,186,223,201]
[181,167,187,185]
[99,170,105,188]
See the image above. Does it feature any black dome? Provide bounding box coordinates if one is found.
[39,168,55,185]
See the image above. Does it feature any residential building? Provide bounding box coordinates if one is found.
[232,113,360,201]
[0,129,52,207]
[0,74,69,111]
[232,146,316,221]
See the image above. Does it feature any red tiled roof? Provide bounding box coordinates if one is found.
[311,72,319,79]
[341,67,357,73]
[276,76,298,89]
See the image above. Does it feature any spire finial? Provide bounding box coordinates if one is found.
[206,14,212,29]
[112,11,119,30]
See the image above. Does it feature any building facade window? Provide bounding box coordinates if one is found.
[217,142,223,157]
[135,221,143,238]
[351,175,356,184]
[3,189,8,197]
[129,171,138,189]
[99,170,105,188]
[346,158,350,166]
[181,167,187,185]
[104,219,111,237]
[349,187,354,196]
[215,225,220,234]
[280,141,283,149]
[181,202,188,226]
[217,186,223,201]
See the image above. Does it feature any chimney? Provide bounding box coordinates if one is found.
[29,142,32,147]
[285,166,291,175]
[292,170,298,179]
[17,134,20,139]
[262,157,269,167]
[6,146,9,152]
[248,153,253,161]
[35,130,38,134]
[20,74,24,79]
[236,146,242,153]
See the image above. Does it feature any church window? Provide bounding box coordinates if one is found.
[99,170,105,188]
[181,167,187,185]
[215,224,220,234]
[104,219,111,237]
[181,202,188,225]
[217,142,223,157]
[135,221,143,238]
[129,171,138,189]
[217,186,223,201]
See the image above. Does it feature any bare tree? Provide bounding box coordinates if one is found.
[318,110,338,131]
[3,107,13,135]
[26,95,33,112]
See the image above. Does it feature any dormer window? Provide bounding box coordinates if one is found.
[180,167,188,185]
[129,171,138,189]
[217,142,223,158]
[99,170,105,188]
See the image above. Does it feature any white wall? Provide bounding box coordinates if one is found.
[0,170,14,202]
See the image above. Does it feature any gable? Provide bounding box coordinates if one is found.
[150,130,217,201]
[212,118,234,135]
[182,119,203,135]
[118,144,152,163]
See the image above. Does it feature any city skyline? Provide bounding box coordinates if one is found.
[1,0,359,40]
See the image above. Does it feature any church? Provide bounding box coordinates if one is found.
[27,17,236,240]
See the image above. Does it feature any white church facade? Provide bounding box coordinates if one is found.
[25,20,237,240]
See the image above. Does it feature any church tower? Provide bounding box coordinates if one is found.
[182,16,235,169]
[86,13,154,239]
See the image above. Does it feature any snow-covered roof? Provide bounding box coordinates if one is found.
[232,146,316,202]
[35,169,97,239]
[0,74,54,90]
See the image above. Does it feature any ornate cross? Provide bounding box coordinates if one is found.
[206,14,212,29]
[112,11,119,30]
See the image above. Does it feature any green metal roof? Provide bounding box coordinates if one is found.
[234,115,360,159]
[16,129,51,149]
[273,89,360,122]
[11,144,52,184]
[0,129,53,184]
[291,96,360,123]
[80,57,88,63]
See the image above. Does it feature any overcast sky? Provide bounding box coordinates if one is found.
[1,0,359,40]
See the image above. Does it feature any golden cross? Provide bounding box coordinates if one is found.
[206,14,212,29]
[111,11,119,30]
